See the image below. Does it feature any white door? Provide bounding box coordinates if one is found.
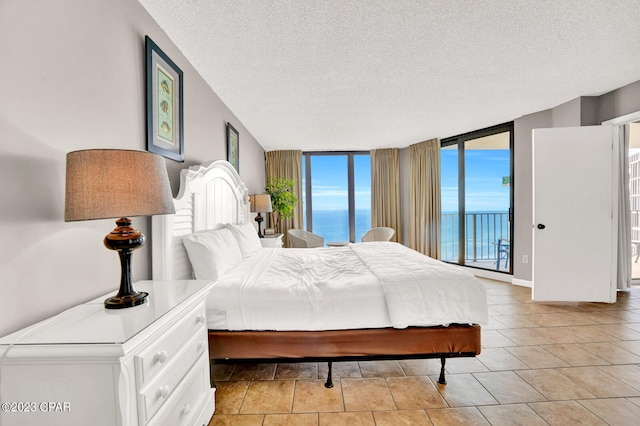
[532,126,618,302]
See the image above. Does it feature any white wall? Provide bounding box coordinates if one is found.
[0,0,266,336]
[512,81,640,284]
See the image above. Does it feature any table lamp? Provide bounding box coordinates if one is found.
[65,149,176,309]
[249,193,272,238]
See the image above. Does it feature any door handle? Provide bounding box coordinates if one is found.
[537,224,546,230]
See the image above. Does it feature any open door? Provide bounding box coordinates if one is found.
[532,126,618,302]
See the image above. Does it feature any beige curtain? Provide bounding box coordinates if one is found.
[265,150,303,247]
[409,139,441,258]
[370,148,402,243]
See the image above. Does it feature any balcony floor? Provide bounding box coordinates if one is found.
[455,259,510,273]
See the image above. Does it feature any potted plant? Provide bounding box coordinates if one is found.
[265,177,297,234]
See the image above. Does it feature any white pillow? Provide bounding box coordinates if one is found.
[226,222,262,258]
[182,228,243,280]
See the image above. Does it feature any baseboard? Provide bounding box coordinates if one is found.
[511,278,532,288]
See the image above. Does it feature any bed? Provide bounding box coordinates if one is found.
[152,160,487,386]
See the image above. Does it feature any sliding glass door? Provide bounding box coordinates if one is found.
[441,123,514,273]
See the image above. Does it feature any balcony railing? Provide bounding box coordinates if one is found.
[441,211,510,264]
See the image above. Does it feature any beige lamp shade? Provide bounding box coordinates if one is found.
[249,193,273,213]
[65,149,176,221]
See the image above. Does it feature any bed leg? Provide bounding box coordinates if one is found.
[209,360,216,389]
[324,361,334,388]
[438,357,447,385]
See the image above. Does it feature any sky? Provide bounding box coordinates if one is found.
[302,154,371,211]
[441,149,511,213]
[302,149,510,213]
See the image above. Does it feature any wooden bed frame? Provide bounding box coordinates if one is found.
[152,160,482,385]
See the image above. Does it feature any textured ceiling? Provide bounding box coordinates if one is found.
[138,0,640,151]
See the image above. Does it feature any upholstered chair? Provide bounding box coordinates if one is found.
[360,227,395,242]
[288,229,325,248]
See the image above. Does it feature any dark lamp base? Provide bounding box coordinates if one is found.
[255,213,264,238]
[103,217,148,310]
[104,291,149,309]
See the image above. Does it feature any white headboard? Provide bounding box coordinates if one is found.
[152,160,250,280]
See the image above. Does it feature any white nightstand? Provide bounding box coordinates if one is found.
[0,280,215,426]
[260,233,283,248]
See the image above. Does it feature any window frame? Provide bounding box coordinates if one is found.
[441,122,514,273]
[302,151,370,242]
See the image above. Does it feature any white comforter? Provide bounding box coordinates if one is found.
[207,242,488,331]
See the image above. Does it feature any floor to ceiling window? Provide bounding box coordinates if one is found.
[441,123,514,273]
[302,152,371,244]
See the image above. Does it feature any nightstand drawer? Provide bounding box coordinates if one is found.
[138,328,209,424]
[147,354,213,426]
[135,302,207,387]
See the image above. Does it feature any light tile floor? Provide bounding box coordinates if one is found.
[208,279,640,425]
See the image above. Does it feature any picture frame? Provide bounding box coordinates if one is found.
[227,122,239,172]
[145,36,184,162]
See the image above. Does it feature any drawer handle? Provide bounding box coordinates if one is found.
[157,385,170,399]
[180,403,191,416]
[154,350,168,364]
[197,339,207,352]
[195,314,206,325]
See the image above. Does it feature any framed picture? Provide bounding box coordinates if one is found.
[145,36,184,162]
[227,123,239,172]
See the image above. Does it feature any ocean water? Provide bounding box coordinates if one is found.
[311,209,371,244]
[307,209,509,256]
